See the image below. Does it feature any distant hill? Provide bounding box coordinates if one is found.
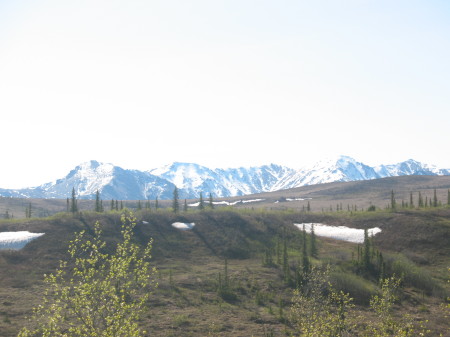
[0,156,449,200]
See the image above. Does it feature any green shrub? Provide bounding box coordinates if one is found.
[386,254,441,295]
[367,205,377,212]
[330,271,378,305]
[173,314,190,327]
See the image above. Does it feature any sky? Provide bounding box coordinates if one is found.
[1,0,449,189]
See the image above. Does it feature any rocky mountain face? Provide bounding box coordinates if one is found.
[1,157,449,200]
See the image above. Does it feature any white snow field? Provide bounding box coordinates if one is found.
[188,199,265,207]
[0,231,45,250]
[294,223,381,244]
[171,222,195,231]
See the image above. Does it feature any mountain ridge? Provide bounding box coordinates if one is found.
[1,156,449,200]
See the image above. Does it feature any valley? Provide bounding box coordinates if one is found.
[0,176,449,336]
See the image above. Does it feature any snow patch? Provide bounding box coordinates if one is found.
[188,199,265,207]
[242,199,264,203]
[0,231,45,250]
[171,222,195,230]
[294,223,381,244]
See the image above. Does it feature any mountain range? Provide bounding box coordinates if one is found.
[1,156,449,200]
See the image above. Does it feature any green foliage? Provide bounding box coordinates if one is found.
[199,192,205,210]
[386,254,440,295]
[368,205,377,212]
[365,276,429,337]
[367,276,401,335]
[291,270,429,337]
[262,248,274,267]
[25,202,32,218]
[70,187,78,213]
[216,258,237,302]
[172,314,190,327]
[363,228,371,272]
[302,225,310,275]
[282,235,291,284]
[290,265,355,337]
[95,190,101,212]
[172,187,179,213]
[310,223,318,258]
[390,190,396,210]
[330,271,377,305]
[18,210,157,337]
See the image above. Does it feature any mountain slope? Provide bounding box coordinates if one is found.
[375,159,450,177]
[149,162,295,197]
[0,161,176,200]
[0,156,449,200]
[277,156,379,188]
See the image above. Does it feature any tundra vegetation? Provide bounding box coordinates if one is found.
[18,210,157,337]
[0,183,449,336]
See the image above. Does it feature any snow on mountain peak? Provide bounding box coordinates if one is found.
[149,162,215,190]
[73,161,115,196]
[1,155,449,200]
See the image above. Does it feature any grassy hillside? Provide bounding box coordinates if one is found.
[240,175,450,212]
[1,207,449,336]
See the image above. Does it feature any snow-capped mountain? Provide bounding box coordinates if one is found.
[0,156,449,200]
[277,156,379,188]
[374,159,450,177]
[0,160,176,200]
[149,162,295,198]
[149,162,225,198]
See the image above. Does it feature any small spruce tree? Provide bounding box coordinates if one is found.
[70,187,78,213]
[172,187,179,213]
[208,193,214,209]
[302,225,310,275]
[363,228,371,273]
[390,190,396,210]
[95,190,101,212]
[310,224,317,258]
[418,191,424,208]
[198,192,205,210]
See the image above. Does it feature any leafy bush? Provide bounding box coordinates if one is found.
[330,270,377,305]
[18,210,157,337]
[290,265,355,336]
[367,205,377,212]
[386,254,441,296]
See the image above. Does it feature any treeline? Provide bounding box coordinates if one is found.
[302,188,450,213]
[388,189,450,210]
[11,187,450,220]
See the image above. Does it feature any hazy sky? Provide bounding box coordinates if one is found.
[1,0,449,189]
